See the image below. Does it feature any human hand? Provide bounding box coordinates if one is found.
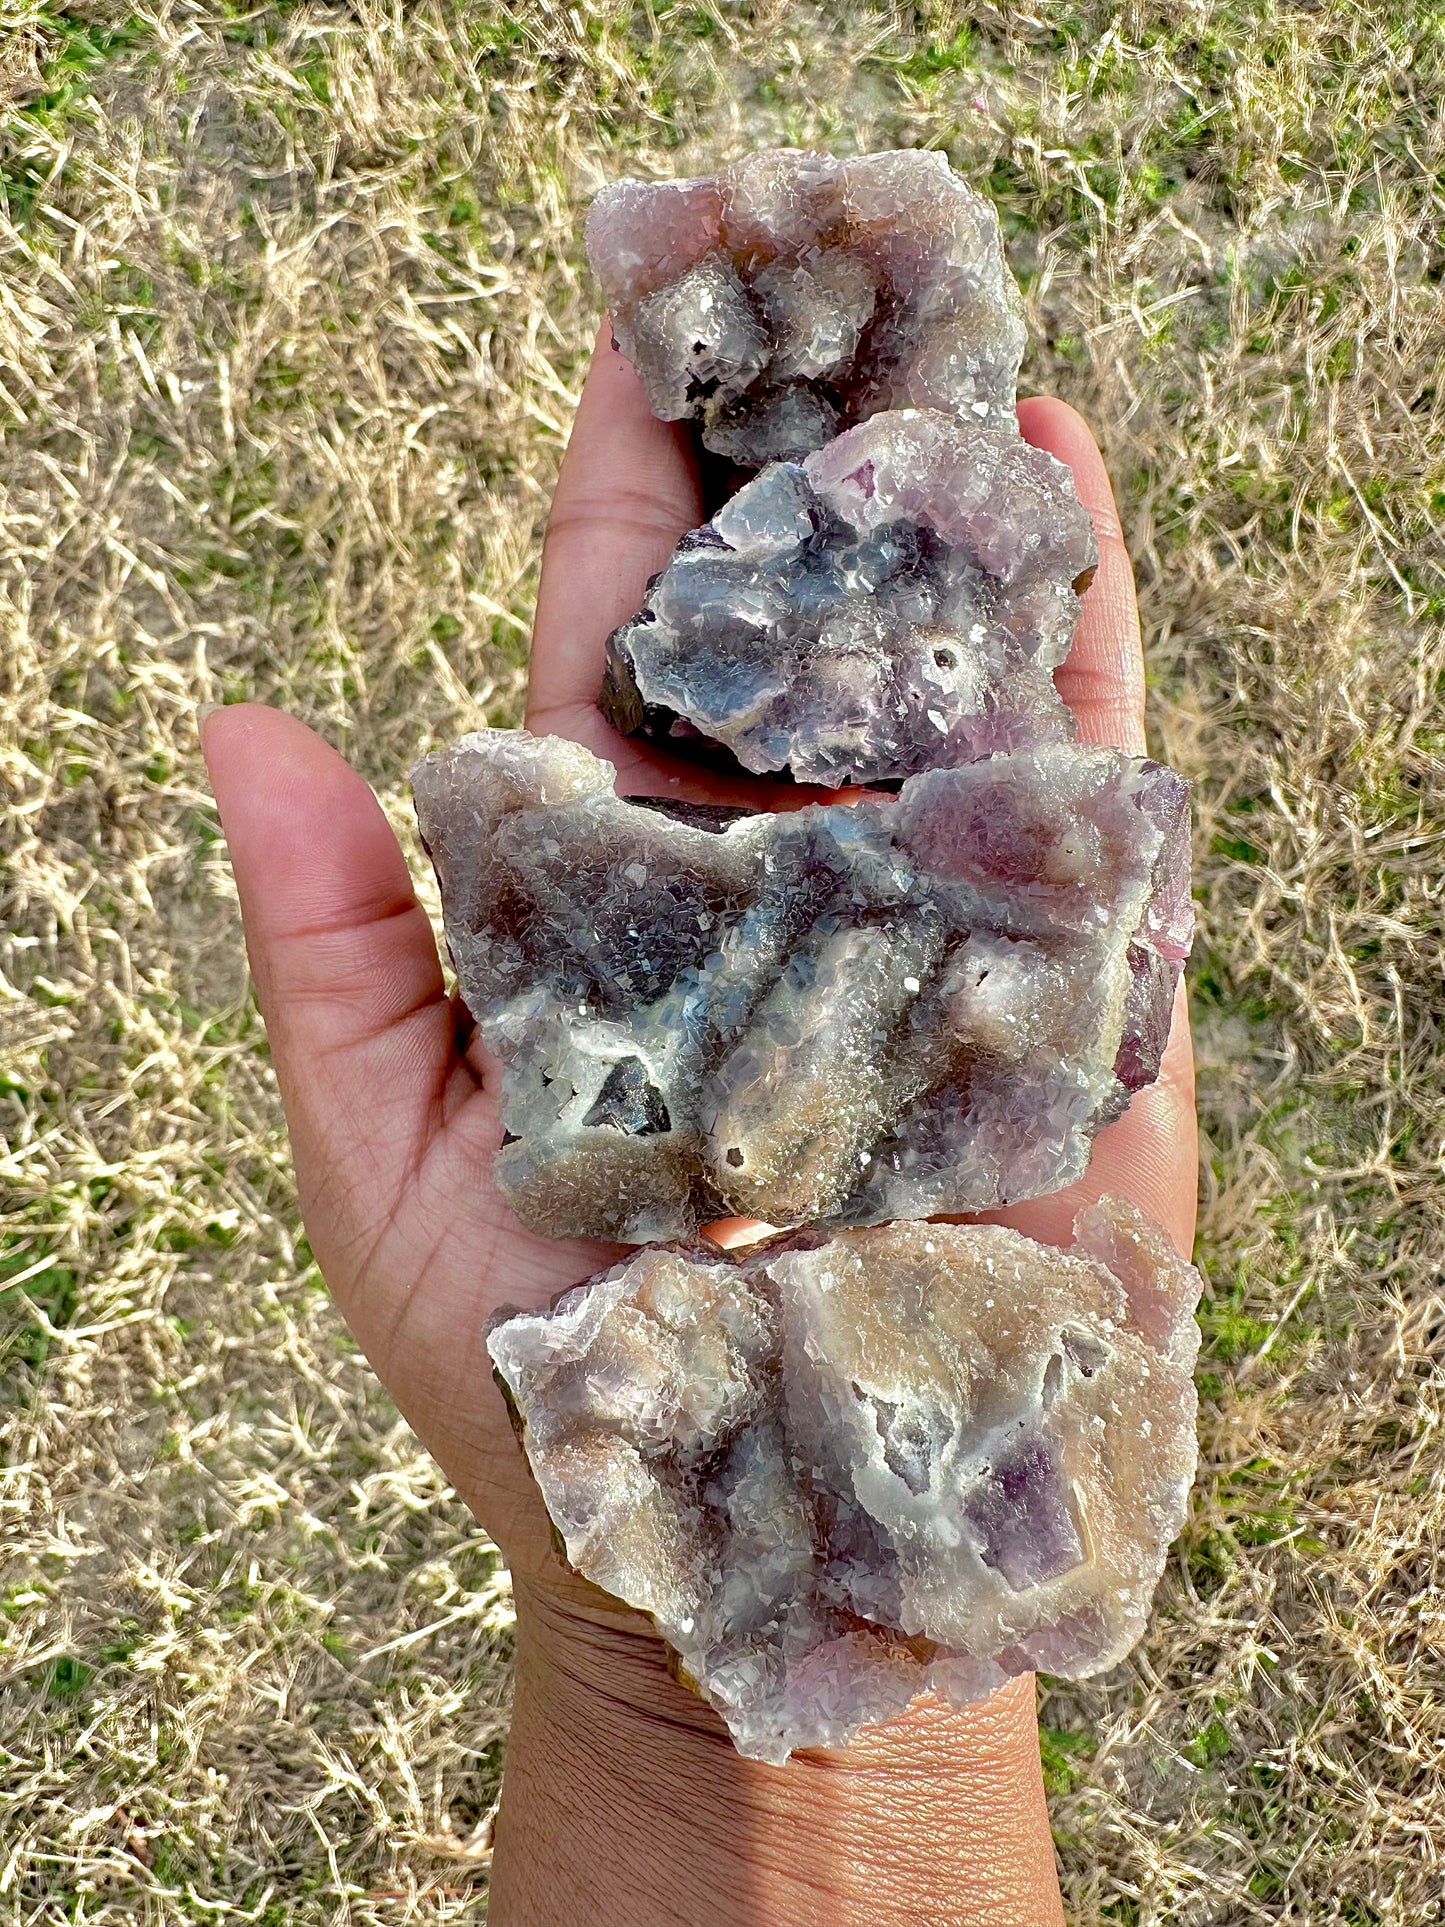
[203,324,1198,1925]
[202,329,1197,1577]
[197,330,891,1591]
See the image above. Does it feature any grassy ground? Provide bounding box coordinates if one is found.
[1,1,1441,1920]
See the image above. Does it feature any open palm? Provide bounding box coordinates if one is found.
[202,327,1198,1591]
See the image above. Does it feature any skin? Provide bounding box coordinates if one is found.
[202,326,1198,1927]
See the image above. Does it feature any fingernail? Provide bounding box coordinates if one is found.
[196,701,221,743]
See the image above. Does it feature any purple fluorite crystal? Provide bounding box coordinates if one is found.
[601,409,1097,787]
[587,150,1027,464]
[408,146,1203,1771]
[487,1198,1203,1762]
[412,728,1191,1243]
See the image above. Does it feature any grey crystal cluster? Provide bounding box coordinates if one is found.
[594,149,1097,788]
[602,408,1097,787]
[487,1199,1203,1762]
[411,150,1199,1763]
[412,728,1191,1244]
[587,149,1026,464]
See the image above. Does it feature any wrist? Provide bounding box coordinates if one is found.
[488,1567,1064,1927]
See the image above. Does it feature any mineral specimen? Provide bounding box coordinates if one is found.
[487,1197,1202,1762]
[587,149,1027,464]
[601,408,1097,787]
[412,728,1191,1243]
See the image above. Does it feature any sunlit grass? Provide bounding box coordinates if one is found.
[2,2,1441,1920]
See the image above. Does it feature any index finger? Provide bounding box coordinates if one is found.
[1017,396,1148,756]
[1010,399,1197,1259]
[526,324,702,730]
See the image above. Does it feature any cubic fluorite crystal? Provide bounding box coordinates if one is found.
[412,728,1191,1243]
[587,149,1027,464]
[487,1197,1202,1762]
[601,408,1097,787]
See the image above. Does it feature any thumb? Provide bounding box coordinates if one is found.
[201,703,466,1258]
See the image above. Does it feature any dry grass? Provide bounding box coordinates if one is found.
[1,2,1441,1920]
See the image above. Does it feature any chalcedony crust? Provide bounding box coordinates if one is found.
[487,1199,1203,1762]
[587,149,1027,463]
[412,729,1191,1243]
[602,409,1097,787]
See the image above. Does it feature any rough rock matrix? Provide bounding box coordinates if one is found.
[413,728,1191,1243]
[488,1199,1202,1762]
[602,409,1097,787]
[587,149,1026,465]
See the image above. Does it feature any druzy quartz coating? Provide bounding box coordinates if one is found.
[487,1198,1203,1762]
[587,149,1026,464]
[412,728,1192,1243]
[601,409,1098,787]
